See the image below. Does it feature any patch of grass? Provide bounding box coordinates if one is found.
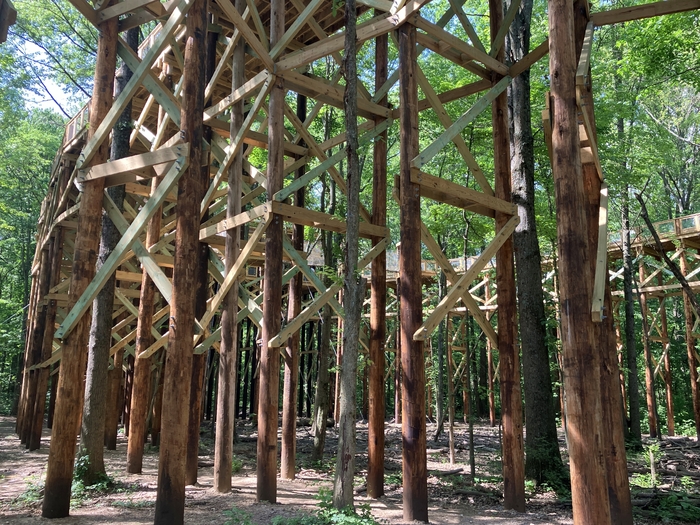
[223,505,254,525]
[232,455,243,474]
[111,499,154,509]
[12,476,44,507]
[271,488,383,525]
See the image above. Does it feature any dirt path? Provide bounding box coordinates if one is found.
[0,415,692,524]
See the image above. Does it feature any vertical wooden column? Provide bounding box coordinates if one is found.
[638,261,659,438]
[41,10,117,518]
[679,252,700,437]
[23,245,51,447]
[367,23,388,500]
[281,93,306,480]
[127,59,171,473]
[153,0,206,520]
[398,21,427,523]
[658,287,675,435]
[257,0,285,503]
[489,0,524,511]
[127,175,164,473]
[214,0,245,493]
[185,24,219,488]
[548,0,611,521]
[572,4,632,520]
[29,219,66,450]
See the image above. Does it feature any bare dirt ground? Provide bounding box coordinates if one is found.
[0,415,697,524]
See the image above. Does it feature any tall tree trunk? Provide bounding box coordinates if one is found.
[491,0,525,510]
[621,190,642,444]
[637,262,659,438]
[333,0,362,508]
[281,93,306,480]
[506,0,565,486]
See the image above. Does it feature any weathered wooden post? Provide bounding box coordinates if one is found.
[398,20,428,523]
[41,7,118,518]
[153,0,206,520]
[367,21,388,500]
[257,0,285,503]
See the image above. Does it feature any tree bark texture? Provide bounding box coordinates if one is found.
[621,193,642,443]
[41,11,117,518]
[490,0,525,511]
[153,0,206,521]
[506,0,564,486]
[80,36,136,480]
[398,22,428,523]
[333,0,361,508]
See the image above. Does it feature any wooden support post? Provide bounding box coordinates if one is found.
[485,281,496,427]
[154,0,206,520]
[367,23,388,500]
[127,59,169,474]
[24,246,52,449]
[489,0,524,511]
[41,9,117,518]
[185,25,219,487]
[127,176,163,473]
[29,222,66,450]
[398,21,427,523]
[548,0,611,521]
[257,0,284,503]
[659,288,675,435]
[214,0,245,493]
[395,315,401,423]
[638,261,659,438]
[281,93,306,480]
[573,3,634,520]
[679,252,700,437]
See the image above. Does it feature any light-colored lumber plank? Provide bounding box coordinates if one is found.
[414,65,493,195]
[413,76,511,169]
[78,0,193,168]
[590,0,700,26]
[410,171,517,216]
[79,143,188,185]
[55,154,188,339]
[414,215,519,341]
[271,201,387,239]
[592,184,609,322]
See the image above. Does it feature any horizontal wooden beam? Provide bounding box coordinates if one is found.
[271,201,387,239]
[410,171,517,217]
[591,0,700,26]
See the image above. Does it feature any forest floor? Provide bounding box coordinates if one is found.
[0,415,699,524]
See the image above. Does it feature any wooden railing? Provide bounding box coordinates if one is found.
[608,212,700,248]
